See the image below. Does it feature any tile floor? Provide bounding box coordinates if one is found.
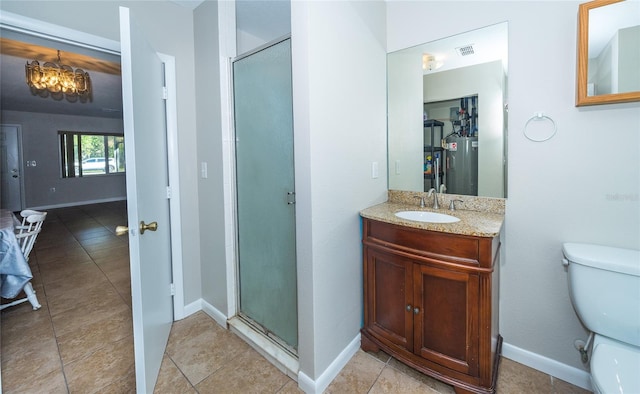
[1,201,592,393]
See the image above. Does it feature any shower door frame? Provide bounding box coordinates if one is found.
[230,35,298,357]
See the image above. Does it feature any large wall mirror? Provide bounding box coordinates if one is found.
[388,22,508,198]
[576,0,640,106]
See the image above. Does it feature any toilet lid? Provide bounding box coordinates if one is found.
[562,243,640,276]
[592,343,640,394]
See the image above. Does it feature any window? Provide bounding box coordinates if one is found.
[59,131,125,177]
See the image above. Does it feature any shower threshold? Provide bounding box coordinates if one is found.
[228,315,299,380]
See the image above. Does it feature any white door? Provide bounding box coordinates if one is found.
[119,7,173,393]
[0,125,23,211]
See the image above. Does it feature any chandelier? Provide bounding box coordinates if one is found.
[25,50,91,98]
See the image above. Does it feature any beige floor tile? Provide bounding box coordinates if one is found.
[154,354,197,393]
[33,244,90,265]
[64,335,135,393]
[167,311,217,343]
[46,279,121,317]
[1,365,67,394]
[51,297,130,336]
[166,312,250,385]
[72,226,114,241]
[42,266,111,299]
[111,274,133,303]
[38,259,100,285]
[34,234,79,250]
[552,377,592,394]
[370,366,441,394]
[1,336,62,390]
[497,358,553,393]
[1,305,55,358]
[56,307,133,365]
[80,234,125,253]
[324,350,386,394]
[365,348,392,364]
[98,257,131,283]
[88,244,130,261]
[195,347,293,394]
[277,380,304,393]
[94,254,130,276]
[99,368,137,393]
[386,357,456,393]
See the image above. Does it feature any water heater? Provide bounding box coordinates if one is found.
[445,135,478,196]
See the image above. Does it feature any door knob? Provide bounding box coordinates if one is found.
[115,225,129,236]
[139,221,158,234]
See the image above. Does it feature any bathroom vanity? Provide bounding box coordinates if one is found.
[360,194,504,394]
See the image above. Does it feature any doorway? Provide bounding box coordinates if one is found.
[0,124,24,211]
[1,9,185,390]
[233,37,298,354]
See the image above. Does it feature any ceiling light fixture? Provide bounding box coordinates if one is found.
[25,50,91,98]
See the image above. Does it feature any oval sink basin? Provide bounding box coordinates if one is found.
[394,211,460,223]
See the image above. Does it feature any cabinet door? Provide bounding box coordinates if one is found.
[365,248,414,352]
[413,264,480,376]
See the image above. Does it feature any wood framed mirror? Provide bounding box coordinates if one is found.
[576,0,640,106]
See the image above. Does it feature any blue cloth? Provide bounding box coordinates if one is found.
[0,228,32,299]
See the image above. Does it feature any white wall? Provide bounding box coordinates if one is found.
[387,51,424,191]
[0,0,203,306]
[1,111,126,208]
[193,1,227,317]
[291,0,387,385]
[388,0,640,385]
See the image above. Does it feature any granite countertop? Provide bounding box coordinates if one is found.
[360,201,504,238]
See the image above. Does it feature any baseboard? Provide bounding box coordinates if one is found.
[28,196,126,211]
[298,333,361,394]
[200,299,229,328]
[502,342,591,391]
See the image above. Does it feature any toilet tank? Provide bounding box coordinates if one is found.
[563,243,640,347]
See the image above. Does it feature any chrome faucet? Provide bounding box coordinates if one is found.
[448,199,463,211]
[414,195,426,208]
[427,188,440,209]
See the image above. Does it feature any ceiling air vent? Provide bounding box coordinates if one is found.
[456,45,475,56]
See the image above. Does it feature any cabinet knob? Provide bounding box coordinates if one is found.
[406,304,412,312]
[414,307,420,315]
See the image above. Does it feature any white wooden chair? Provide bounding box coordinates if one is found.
[0,210,47,310]
[15,210,47,262]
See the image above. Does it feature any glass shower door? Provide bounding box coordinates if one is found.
[233,38,297,351]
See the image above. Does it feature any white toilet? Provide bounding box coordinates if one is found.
[562,242,640,394]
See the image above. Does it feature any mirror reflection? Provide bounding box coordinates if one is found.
[387,22,508,198]
[586,0,640,96]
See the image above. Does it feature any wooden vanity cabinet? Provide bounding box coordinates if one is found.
[361,218,501,394]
